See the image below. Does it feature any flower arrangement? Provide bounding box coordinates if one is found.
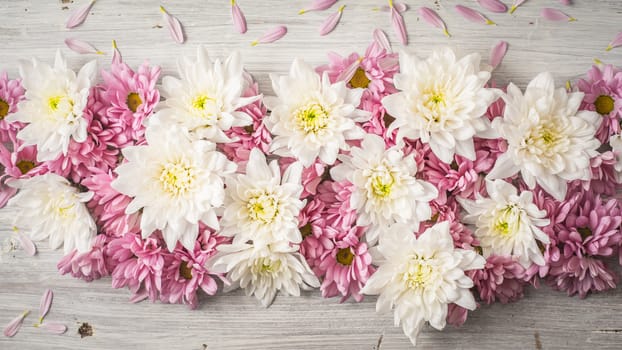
[2,37,622,346]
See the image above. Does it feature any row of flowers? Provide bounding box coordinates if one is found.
[1,39,621,346]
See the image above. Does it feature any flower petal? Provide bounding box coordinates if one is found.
[39,322,67,335]
[299,0,337,14]
[111,39,122,64]
[373,28,392,52]
[160,6,185,43]
[418,7,450,37]
[64,38,104,55]
[38,289,53,323]
[477,0,508,13]
[65,0,96,29]
[391,6,408,44]
[489,40,508,69]
[606,32,622,51]
[374,2,408,13]
[540,8,576,22]
[3,311,29,337]
[319,5,345,36]
[509,0,527,14]
[231,1,247,34]
[16,231,36,256]
[251,26,287,46]
[454,5,495,25]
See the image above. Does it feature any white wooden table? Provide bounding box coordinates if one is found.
[1,1,622,349]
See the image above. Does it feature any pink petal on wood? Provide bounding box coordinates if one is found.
[477,0,508,13]
[39,289,53,324]
[559,0,571,5]
[455,5,495,25]
[606,32,622,51]
[251,26,287,46]
[299,0,337,14]
[373,28,392,52]
[16,232,36,256]
[65,0,96,29]
[374,2,408,13]
[489,40,509,69]
[3,311,29,337]
[509,0,528,14]
[541,8,576,21]
[160,6,185,44]
[391,5,408,44]
[418,7,450,37]
[231,0,247,34]
[111,40,122,64]
[319,5,345,36]
[39,323,68,335]
[64,38,104,55]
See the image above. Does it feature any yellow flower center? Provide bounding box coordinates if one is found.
[192,94,214,111]
[0,99,9,119]
[179,261,193,280]
[253,257,282,276]
[126,92,142,113]
[422,90,446,124]
[294,102,330,134]
[247,191,280,224]
[47,95,74,115]
[402,255,435,290]
[55,204,76,219]
[159,160,195,196]
[336,248,354,266]
[48,96,62,111]
[16,160,36,175]
[349,68,370,89]
[577,227,592,240]
[300,223,313,239]
[368,164,396,200]
[493,205,519,237]
[523,120,567,159]
[594,95,615,115]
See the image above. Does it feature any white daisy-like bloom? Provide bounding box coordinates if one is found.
[152,47,260,143]
[6,51,96,161]
[208,243,320,307]
[608,134,622,182]
[382,47,499,164]
[264,58,370,167]
[488,72,601,201]
[221,148,305,247]
[361,221,484,346]
[111,120,236,251]
[0,173,96,254]
[457,179,550,267]
[330,134,438,244]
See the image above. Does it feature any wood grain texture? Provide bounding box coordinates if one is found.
[1,0,622,349]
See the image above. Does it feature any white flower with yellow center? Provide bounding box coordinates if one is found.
[208,243,320,307]
[382,47,499,164]
[153,47,260,143]
[6,51,96,161]
[361,221,484,346]
[457,180,550,267]
[111,121,236,251]
[488,72,601,201]
[264,59,370,167]
[331,134,438,244]
[221,148,305,247]
[0,173,96,254]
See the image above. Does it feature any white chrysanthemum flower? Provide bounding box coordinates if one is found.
[361,221,484,346]
[0,173,96,254]
[111,120,236,251]
[457,180,550,267]
[488,72,601,201]
[264,59,370,167]
[153,47,260,142]
[382,47,498,164]
[6,51,96,161]
[221,148,305,247]
[208,243,320,307]
[331,134,438,244]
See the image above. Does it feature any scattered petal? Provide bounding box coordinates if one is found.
[477,0,508,13]
[64,38,104,55]
[489,40,508,69]
[454,5,495,25]
[559,0,571,5]
[418,7,450,37]
[391,4,408,44]
[541,8,576,22]
[3,310,29,337]
[38,289,53,324]
[593,57,604,65]
[65,0,96,29]
[111,40,122,64]
[37,323,67,335]
[129,291,149,303]
[373,2,408,13]
[606,32,622,51]
[299,0,337,14]
[251,26,287,46]
[373,28,392,52]
[231,0,247,34]
[509,0,527,14]
[336,57,363,83]
[319,5,345,36]
[160,6,185,44]
[16,231,36,256]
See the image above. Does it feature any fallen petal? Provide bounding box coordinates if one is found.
[391,6,408,44]
[66,0,96,29]
[541,8,576,21]
[489,40,508,69]
[39,323,67,335]
[477,0,508,13]
[3,310,29,337]
[373,28,392,52]
[111,40,122,64]
[64,38,104,55]
[231,0,247,34]
[509,0,527,14]
[319,5,345,36]
[299,0,337,14]
[251,26,287,46]
[39,289,53,324]
[373,2,408,13]
[418,7,450,37]
[160,6,185,43]
[16,232,36,256]
[455,5,495,25]
[559,0,571,5]
[606,32,622,51]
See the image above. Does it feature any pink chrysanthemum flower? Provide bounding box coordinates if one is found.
[57,234,110,282]
[576,64,622,143]
[81,168,140,237]
[569,151,619,196]
[100,61,161,148]
[316,180,357,231]
[0,72,25,143]
[422,198,477,249]
[107,232,166,302]
[160,228,228,309]
[0,139,45,207]
[469,254,527,304]
[547,255,618,298]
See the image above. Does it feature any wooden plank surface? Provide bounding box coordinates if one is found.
[1,0,622,349]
